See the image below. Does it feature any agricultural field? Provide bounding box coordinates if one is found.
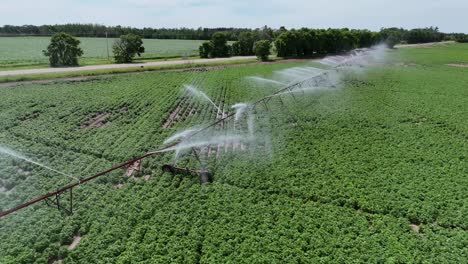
[0,37,205,69]
[0,43,467,263]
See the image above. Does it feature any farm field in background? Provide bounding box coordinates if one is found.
[0,44,466,263]
[0,37,205,69]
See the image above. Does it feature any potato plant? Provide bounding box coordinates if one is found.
[0,44,467,263]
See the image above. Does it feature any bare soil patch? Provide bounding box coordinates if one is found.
[446,63,468,68]
[163,92,198,129]
[163,106,182,128]
[0,58,310,88]
[113,183,124,189]
[80,113,111,129]
[67,235,82,250]
[17,168,32,177]
[19,112,40,122]
[410,224,420,233]
[394,62,418,67]
[396,41,454,48]
[48,257,62,264]
[126,160,142,177]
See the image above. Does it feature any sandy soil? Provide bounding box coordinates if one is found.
[446,63,468,68]
[0,56,257,77]
[410,224,420,233]
[0,58,311,88]
[67,236,82,250]
[80,113,111,129]
[395,41,454,48]
[126,160,141,176]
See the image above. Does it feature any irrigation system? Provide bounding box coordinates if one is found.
[0,48,379,219]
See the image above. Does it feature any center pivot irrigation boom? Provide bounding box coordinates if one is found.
[0,49,372,219]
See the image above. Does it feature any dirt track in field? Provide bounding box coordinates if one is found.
[0,56,257,77]
[395,41,454,48]
[446,63,468,68]
[0,58,311,88]
[67,236,82,250]
[80,113,112,129]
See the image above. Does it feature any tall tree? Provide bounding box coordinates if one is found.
[237,32,257,55]
[253,40,271,61]
[199,42,213,58]
[112,34,145,63]
[210,32,230,57]
[43,32,83,67]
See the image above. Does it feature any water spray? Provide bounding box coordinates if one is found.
[0,147,78,181]
[0,46,389,218]
[185,85,222,115]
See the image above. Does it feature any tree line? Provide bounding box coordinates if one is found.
[380,27,444,45]
[38,25,467,66]
[199,28,381,60]
[0,24,269,40]
[199,26,468,60]
[2,24,465,44]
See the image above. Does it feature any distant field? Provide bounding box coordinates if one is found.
[0,37,205,69]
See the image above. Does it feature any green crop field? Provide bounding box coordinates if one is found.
[0,37,205,69]
[0,43,467,263]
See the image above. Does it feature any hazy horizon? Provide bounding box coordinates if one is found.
[1,0,467,33]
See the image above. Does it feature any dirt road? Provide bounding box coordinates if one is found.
[0,56,257,77]
[395,41,454,48]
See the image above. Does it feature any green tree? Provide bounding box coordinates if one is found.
[231,41,241,56]
[253,40,271,61]
[238,31,257,55]
[112,34,145,63]
[199,32,230,58]
[385,35,400,48]
[43,32,83,67]
[211,32,230,57]
[454,33,468,43]
[274,31,298,57]
[199,42,213,58]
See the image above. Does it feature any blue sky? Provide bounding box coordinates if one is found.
[1,0,467,33]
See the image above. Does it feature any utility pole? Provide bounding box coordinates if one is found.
[106,31,110,61]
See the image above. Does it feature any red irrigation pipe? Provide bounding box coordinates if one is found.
[1,56,354,219]
[0,145,175,219]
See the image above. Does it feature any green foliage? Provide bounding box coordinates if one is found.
[253,40,271,61]
[379,27,443,47]
[198,32,230,58]
[112,34,145,63]
[453,33,468,43]
[231,41,241,56]
[42,32,83,67]
[199,41,212,58]
[237,32,258,56]
[0,24,245,40]
[0,44,467,263]
[379,27,406,48]
[210,32,230,58]
[274,28,376,57]
[405,27,442,44]
[274,31,296,57]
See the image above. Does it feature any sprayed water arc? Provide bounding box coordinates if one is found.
[185,85,222,115]
[0,147,78,181]
[165,45,390,165]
